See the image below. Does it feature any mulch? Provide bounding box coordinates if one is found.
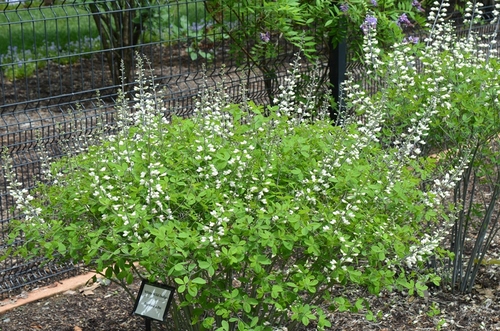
[1,266,499,331]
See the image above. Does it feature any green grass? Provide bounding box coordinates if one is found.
[0,3,101,80]
[0,0,212,79]
[0,0,209,55]
[0,3,98,56]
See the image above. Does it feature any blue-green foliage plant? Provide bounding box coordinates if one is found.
[3,51,465,330]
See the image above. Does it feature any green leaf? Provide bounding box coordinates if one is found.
[208,266,215,277]
[192,277,207,285]
[271,285,283,298]
[250,317,259,327]
[126,272,134,284]
[57,242,66,254]
[174,263,185,271]
[282,240,293,251]
[291,168,303,180]
[188,285,198,297]
[105,267,113,279]
[199,261,211,269]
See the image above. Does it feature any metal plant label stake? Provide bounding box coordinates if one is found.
[132,280,175,331]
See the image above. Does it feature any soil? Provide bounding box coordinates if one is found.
[0,261,499,331]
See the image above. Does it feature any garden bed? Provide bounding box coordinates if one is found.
[1,267,499,330]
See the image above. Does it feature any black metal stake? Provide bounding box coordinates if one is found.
[328,18,348,124]
[145,318,152,331]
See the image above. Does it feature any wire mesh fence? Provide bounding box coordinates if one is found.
[1,0,499,299]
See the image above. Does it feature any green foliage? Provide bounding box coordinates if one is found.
[140,0,220,61]
[367,35,500,153]
[3,53,461,329]
[203,0,427,61]
[426,302,441,317]
[344,1,500,293]
[200,0,427,104]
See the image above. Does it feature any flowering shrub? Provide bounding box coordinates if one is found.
[2,50,468,330]
[352,1,500,153]
[200,0,427,106]
[205,0,427,59]
[343,0,500,293]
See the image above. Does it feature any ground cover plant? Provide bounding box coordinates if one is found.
[142,0,218,61]
[2,1,500,331]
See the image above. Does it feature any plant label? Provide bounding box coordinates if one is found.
[132,280,175,322]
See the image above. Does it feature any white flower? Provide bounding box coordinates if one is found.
[329,259,337,270]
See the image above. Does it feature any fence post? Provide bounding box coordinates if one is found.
[328,19,347,124]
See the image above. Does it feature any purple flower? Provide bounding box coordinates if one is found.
[371,0,378,6]
[360,15,377,34]
[340,3,349,12]
[403,36,420,44]
[397,13,414,28]
[412,0,425,12]
[260,31,270,43]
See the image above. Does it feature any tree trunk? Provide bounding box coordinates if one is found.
[88,0,143,91]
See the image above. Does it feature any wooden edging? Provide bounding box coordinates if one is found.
[0,271,98,314]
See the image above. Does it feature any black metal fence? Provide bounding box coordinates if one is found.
[0,0,498,299]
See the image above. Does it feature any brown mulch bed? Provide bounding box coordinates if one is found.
[1,264,499,331]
